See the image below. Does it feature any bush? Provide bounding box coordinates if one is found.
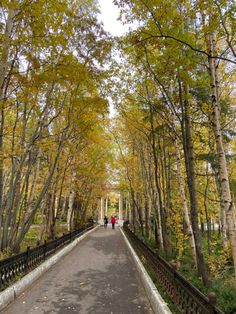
[210,279,236,314]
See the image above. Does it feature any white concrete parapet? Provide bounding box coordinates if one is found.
[120,227,172,314]
[118,219,124,226]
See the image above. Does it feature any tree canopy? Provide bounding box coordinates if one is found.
[0,0,236,311]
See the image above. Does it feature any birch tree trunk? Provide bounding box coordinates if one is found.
[174,137,197,265]
[208,138,227,245]
[11,131,66,252]
[179,80,209,286]
[148,98,165,250]
[67,189,75,232]
[166,99,197,265]
[204,162,212,254]
[0,9,15,248]
[148,145,163,248]
[139,139,151,238]
[208,33,236,278]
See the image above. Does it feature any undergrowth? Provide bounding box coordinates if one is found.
[133,229,236,314]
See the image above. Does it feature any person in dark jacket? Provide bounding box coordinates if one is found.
[104,215,108,228]
[111,215,116,229]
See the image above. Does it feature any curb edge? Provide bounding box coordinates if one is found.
[120,227,172,314]
[0,225,99,311]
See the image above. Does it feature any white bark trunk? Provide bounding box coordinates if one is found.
[125,197,128,220]
[0,9,15,249]
[119,193,123,220]
[0,9,15,94]
[156,191,164,249]
[67,190,75,231]
[174,137,197,265]
[100,197,104,221]
[209,33,236,278]
[54,196,59,218]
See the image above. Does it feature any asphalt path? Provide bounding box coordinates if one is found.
[2,225,153,314]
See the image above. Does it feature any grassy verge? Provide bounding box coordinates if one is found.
[0,224,69,260]
[0,224,81,292]
[133,231,236,314]
[143,260,182,314]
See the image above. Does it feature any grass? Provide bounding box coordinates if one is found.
[21,224,68,252]
[0,224,69,260]
[0,224,76,292]
[20,227,40,252]
[143,260,182,314]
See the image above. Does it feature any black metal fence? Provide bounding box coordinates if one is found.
[123,222,224,314]
[0,223,94,290]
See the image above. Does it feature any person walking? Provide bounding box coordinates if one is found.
[111,215,116,230]
[104,215,108,228]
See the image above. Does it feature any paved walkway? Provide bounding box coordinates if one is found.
[3,226,154,314]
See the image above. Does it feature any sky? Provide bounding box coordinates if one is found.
[98,1,137,117]
[98,0,129,36]
[98,0,128,117]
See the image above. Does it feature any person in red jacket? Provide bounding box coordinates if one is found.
[111,215,116,229]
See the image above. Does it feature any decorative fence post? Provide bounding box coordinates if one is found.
[123,222,224,314]
[26,246,30,269]
[0,224,94,290]
[43,240,47,260]
[208,292,217,307]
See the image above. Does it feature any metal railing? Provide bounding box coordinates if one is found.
[123,222,224,314]
[0,223,94,290]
